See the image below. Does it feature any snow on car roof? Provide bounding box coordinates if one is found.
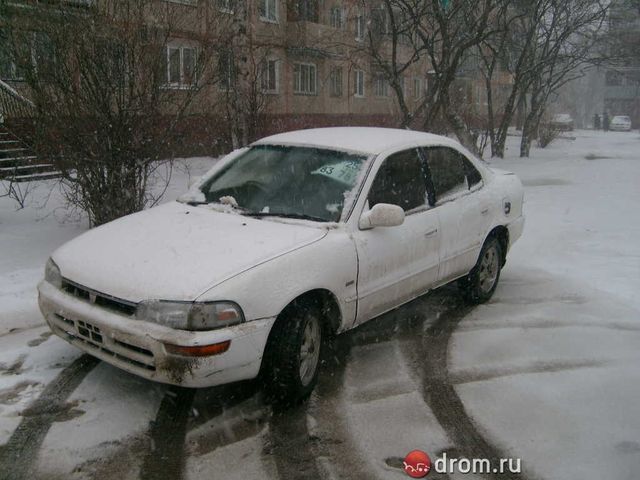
[253,127,458,155]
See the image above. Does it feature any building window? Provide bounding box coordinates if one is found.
[293,62,317,95]
[371,7,390,36]
[259,0,278,22]
[330,6,344,29]
[0,46,16,80]
[296,0,319,22]
[167,45,197,87]
[32,32,56,77]
[374,73,389,97]
[605,70,623,86]
[218,50,235,89]
[260,58,279,93]
[355,13,365,41]
[329,66,343,97]
[217,0,235,13]
[413,77,422,98]
[0,29,21,81]
[354,69,365,97]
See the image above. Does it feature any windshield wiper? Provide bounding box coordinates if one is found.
[243,212,328,222]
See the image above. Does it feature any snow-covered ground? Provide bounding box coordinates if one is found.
[455,131,640,480]
[0,157,217,446]
[0,130,639,480]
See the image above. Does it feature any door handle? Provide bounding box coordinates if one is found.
[481,207,489,215]
[424,228,438,237]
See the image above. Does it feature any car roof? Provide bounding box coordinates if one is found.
[252,127,460,156]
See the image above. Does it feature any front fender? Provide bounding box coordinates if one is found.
[195,228,358,332]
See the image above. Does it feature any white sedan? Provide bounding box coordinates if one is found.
[38,128,524,400]
[610,115,632,132]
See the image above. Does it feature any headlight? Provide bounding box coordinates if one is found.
[45,258,62,288]
[136,300,244,331]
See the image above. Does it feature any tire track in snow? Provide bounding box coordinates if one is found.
[139,386,195,480]
[449,359,611,385]
[401,297,537,480]
[263,292,454,480]
[139,380,263,480]
[0,354,99,480]
[263,322,385,480]
[304,336,379,480]
[265,401,323,480]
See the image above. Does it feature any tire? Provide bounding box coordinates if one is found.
[261,299,324,403]
[458,236,503,304]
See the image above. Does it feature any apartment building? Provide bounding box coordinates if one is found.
[603,0,640,128]
[0,0,436,150]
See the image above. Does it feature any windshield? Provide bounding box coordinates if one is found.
[199,145,368,222]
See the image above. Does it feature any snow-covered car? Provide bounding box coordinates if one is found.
[38,127,524,400]
[551,113,574,131]
[610,115,632,131]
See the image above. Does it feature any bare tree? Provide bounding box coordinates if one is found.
[518,0,608,157]
[346,0,502,152]
[476,0,532,158]
[479,0,608,158]
[217,4,279,149]
[405,0,503,152]
[359,1,425,129]
[1,0,229,225]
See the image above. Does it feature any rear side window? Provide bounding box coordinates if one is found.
[368,148,427,212]
[423,147,483,201]
[423,147,467,200]
[463,156,482,188]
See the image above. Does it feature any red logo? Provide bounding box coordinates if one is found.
[403,450,432,478]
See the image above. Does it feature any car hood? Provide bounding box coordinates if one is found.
[52,202,327,302]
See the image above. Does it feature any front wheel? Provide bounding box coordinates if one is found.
[458,237,503,304]
[261,300,324,403]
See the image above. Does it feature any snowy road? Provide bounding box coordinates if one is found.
[0,288,504,480]
[1,131,639,479]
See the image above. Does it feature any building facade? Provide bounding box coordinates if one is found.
[604,0,640,128]
[1,0,433,150]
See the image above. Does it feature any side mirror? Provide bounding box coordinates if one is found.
[359,203,405,230]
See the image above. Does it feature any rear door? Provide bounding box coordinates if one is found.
[421,146,492,282]
[353,148,441,323]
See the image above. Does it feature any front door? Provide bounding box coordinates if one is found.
[353,148,441,324]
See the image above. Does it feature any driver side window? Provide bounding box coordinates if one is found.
[368,148,428,212]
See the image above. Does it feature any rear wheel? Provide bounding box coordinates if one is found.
[458,236,503,304]
[262,299,324,403]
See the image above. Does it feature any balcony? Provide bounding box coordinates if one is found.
[604,85,640,100]
[285,20,350,58]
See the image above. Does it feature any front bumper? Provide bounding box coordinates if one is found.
[38,281,275,388]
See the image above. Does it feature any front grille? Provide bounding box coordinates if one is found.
[52,313,155,372]
[62,279,137,316]
[77,320,103,344]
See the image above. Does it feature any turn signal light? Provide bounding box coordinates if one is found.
[164,340,231,357]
